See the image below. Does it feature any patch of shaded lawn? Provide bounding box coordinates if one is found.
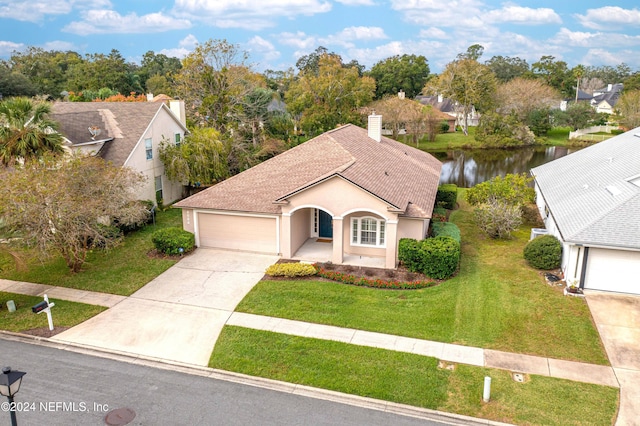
[211,327,618,426]
[0,208,182,295]
[0,292,105,331]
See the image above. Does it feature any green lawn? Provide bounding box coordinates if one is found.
[0,292,105,331]
[235,194,608,365]
[211,327,618,426]
[0,208,183,295]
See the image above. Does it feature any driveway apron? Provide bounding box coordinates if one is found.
[585,291,640,426]
[51,249,278,366]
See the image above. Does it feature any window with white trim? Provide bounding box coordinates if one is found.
[175,133,182,146]
[351,217,386,247]
[145,138,153,160]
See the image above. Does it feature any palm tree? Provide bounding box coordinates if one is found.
[0,97,64,166]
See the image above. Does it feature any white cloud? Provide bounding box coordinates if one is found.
[0,40,24,56]
[0,0,110,22]
[335,0,374,5]
[580,48,640,69]
[173,0,331,29]
[159,34,199,59]
[279,32,318,51]
[336,26,387,41]
[63,9,192,35]
[42,40,78,51]
[484,6,561,25]
[576,7,640,30]
[552,28,640,49]
[246,36,281,63]
[419,27,449,40]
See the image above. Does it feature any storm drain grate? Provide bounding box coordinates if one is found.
[105,407,136,426]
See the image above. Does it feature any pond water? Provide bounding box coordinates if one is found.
[432,146,581,187]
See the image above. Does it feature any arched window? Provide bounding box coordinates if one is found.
[351,216,385,247]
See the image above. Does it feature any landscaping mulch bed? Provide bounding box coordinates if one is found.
[264,258,435,288]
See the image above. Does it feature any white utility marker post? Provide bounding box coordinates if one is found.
[483,376,492,403]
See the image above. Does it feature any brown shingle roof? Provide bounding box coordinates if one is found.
[51,102,169,167]
[176,124,442,219]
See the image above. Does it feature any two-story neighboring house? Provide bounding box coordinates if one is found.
[51,100,188,205]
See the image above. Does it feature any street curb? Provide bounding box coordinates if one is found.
[0,331,512,426]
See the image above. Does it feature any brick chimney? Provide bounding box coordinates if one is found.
[368,113,382,142]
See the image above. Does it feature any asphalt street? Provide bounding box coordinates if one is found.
[0,339,455,426]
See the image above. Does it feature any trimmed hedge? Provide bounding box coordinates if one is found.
[523,234,562,270]
[436,184,458,210]
[152,227,195,255]
[315,266,437,290]
[266,263,317,277]
[432,206,447,222]
[398,236,460,280]
[431,221,461,243]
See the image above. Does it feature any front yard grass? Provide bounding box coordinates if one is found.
[211,326,618,426]
[0,292,105,331]
[0,208,182,295]
[236,193,608,365]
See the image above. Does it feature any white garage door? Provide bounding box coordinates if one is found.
[584,248,640,294]
[197,213,278,254]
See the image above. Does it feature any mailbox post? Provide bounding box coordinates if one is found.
[32,295,55,331]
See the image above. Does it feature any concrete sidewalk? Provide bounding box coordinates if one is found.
[0,278,126,307]
[228,312,619,388]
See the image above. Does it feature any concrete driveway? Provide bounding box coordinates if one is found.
[51,249,278,366]
[585,291,640,426]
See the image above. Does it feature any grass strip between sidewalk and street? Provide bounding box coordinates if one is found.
[210,326,618,426]
[235,192,608,365]
[0,292,106,332]
[0,208,182,296]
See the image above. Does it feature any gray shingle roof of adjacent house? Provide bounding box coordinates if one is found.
[51,102,171,166]
[175,124,443,219]
[531,127,640,249]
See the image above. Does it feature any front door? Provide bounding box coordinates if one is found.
[318,210,333,239]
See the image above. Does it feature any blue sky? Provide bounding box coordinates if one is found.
[1,0,639,73]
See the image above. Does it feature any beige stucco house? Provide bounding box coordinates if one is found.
[51,100,188,205]
[175,115,442,268]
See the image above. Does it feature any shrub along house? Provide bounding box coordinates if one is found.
[175,115,442,268]
[531,127,640,294]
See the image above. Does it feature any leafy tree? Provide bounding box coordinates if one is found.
[475,112,535,147]
[263,68,295,100]
[66,49,141,95]
[9,47,82,96]
[485,55,529,82]
[457,44,485,61]
[584,64,631,85]
[0,97,64,165]
[285,54,375,135]
[369,95,411,139]
[526,108,552,136]
[174,39,260,133]
[0,155,148,272]
[466,173,535,207]
[295,46,341,75]
[0,62,37,97]
[495,77,560,121]
[473,197,523,239]
[424,58,497,135]
[145,75,174,97]
[239,87,276,148]
[139,51,182,92]
[623,73,640,92]
[368,54,430,99]
[562,102,597,130]
[529,56,574,98]
[616,89,640,129]
[159,127,231,188]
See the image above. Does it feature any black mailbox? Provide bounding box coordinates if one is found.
[32,301,49,313]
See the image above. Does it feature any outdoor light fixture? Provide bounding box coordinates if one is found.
[0,367,26,426]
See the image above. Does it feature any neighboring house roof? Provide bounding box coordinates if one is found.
[415,95,457,114]
[531,127,640,249]
[51,102,187,167]
[176,124,442,219]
